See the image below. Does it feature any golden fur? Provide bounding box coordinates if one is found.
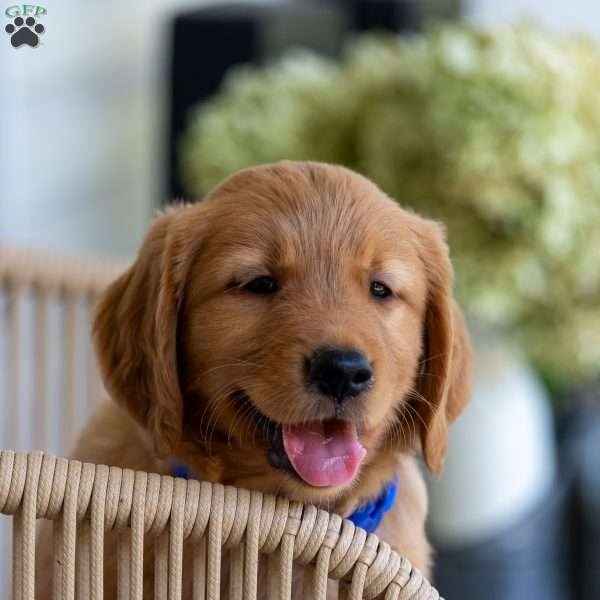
[37,161,471,597]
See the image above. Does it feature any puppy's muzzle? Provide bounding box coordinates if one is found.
[309,347,373,402]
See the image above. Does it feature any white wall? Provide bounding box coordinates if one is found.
[0,0,260,259]
[465,0,600,39]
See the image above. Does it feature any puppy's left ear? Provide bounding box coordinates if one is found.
[412,217,472,475]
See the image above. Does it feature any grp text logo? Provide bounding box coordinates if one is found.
[5,4,46,48]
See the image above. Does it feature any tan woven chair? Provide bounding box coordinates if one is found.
[0,245,127,597]
[0,245,127,454]
[0,246,442,599]
[0,450,441,599]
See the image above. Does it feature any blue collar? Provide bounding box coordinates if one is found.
[171,464,397,535]
[347,477,398,533]
[171,463,192,480]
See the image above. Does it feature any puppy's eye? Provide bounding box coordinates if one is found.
[370,281,392,299]
[244,276,278,295]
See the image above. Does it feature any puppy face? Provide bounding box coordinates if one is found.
[94,162,471,507]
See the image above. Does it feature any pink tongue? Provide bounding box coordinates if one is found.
[282,420,367,487]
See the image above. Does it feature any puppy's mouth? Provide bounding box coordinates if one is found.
[232,390,367,488]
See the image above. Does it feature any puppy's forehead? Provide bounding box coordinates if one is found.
[205,164,417,264]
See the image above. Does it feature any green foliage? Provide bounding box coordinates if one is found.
[180,23,600,385]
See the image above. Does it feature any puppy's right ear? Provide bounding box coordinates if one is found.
[93,205,201,457]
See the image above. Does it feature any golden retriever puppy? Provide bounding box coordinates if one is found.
[38,161,471,597]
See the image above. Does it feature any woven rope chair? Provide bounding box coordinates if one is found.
[0,450,441,599]
[0,246,442,599]
[1,245,127,597]
[0,245,127,453]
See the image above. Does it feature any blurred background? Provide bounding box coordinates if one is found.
[1,1,600,598]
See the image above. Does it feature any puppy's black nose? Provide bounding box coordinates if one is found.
[309,348,373,402]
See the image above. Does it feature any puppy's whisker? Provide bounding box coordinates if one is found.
[227,398,259,448]
[417,352,449,367]
[232,388,271,447]
[204,376,259,451]
[383,414,404,453]
[249,406,268,447]
[202,394,230,454]
[417,371,444,382]
[405,388,436,410]
[198,378,251,452]
[395,399,417,437]
[196,394,223,450]
[245,388,289,446]
[382,419,396,453]
[394,413,411,449]
[402,400,431,434]
[403,409,417,439]
[254,413,271,448]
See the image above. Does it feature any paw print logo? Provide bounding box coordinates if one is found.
[5,16,44,48]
